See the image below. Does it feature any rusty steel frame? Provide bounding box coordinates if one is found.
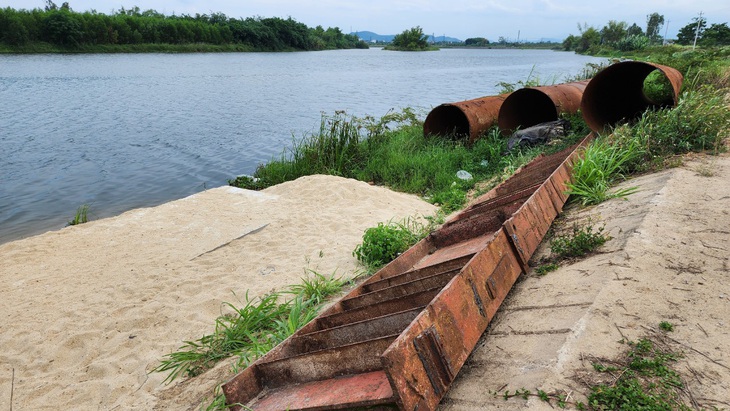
[222,135,592,410]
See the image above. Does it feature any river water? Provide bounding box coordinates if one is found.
[0,48,604,243]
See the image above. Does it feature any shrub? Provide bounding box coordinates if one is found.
[353,217,427,271]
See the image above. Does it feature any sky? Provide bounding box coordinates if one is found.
[5,0,728,42]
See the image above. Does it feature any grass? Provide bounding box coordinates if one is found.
[549,220,611,260]
[566,138,643,206]
[67,204,90,226]
[584,337,688,410]
[153,270,353,385]
[230,109,589,214]
[497,333,695,410]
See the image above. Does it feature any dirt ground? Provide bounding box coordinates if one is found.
[441,153,730,409]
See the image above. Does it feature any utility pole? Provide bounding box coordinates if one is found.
[663,20,670,45]
[693,11,703,50]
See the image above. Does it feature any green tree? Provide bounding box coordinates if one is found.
[676,17,706,45]
[601,20,627,45]
[43,10,83,46]
[646,12,665,43]
[627,23,644,36]
[2,14,31,45]
[391,26,429,50]
[562,34,578,51]
[576,23,600,52]
[701,23,730,46]
[464,37,489,46]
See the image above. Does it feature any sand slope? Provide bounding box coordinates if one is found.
[0,175,436,410]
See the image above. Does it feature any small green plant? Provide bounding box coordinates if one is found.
[535,263,559,276]
[549,221,610,260]
[498,335,694,410]
[587,338,686,410]
[353,217,428,272]
[67,204,90,226]
[659,321,674,332]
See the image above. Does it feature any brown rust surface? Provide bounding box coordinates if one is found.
[423,94,509,144]
[497,81,589,133]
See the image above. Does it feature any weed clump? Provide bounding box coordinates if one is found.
[67,204,90,226]
[549,221,610,260]
[153,270,352,384]
[586,338,687,410]
[353,217,429,272]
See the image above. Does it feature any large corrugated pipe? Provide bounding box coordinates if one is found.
[581,61,683,132]
[497,81,589,134]
[423,94,509,144]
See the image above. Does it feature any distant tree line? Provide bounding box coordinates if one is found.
[563,12,730,53]
[0,1,368,51]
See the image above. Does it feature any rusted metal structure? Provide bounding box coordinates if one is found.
[581,61,683,132]
[423,94,509,144]
[222,136,591,410]
[497,81,589,134]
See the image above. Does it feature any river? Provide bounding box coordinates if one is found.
[0,48,605,244]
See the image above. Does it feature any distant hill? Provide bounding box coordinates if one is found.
[352,31,461,43]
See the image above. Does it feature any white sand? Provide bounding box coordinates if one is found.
[0,175,436,410]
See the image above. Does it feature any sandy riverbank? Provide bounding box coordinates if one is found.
[0,175,436,410]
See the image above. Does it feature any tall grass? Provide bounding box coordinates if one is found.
[231,110,588,213]
[566,138,643,205]
[153,271,352,384]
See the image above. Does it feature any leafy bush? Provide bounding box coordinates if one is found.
[353,218,428,271]
[615,34,649,51]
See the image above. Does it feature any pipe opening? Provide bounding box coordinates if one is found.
[497,89,558,134]
[643,70,676,106]
[581,61,682,133]
[423,105,470,139]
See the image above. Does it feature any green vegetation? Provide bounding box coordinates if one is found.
[384,26,437,51]
[566,138,641,206]
[534,263,559,276]
[562,12,730,54]
[67,204,89,226]
[352,217,430,272]
[497,335,693,410]
[464,37,490,47]
[549,221,610,260]
[0,2,367,53]
[153,270,352,384]
[587,338,686,410]
[659,321,675,332]
[229,109,588,214]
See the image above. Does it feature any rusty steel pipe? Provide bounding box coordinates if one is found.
[423,94,508,144]
[497,81,589,134]
[581,61,683,132]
